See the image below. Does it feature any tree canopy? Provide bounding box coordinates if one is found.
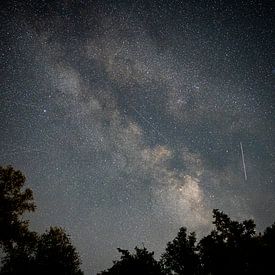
[198,209,258,275]
[0,165,35,249]
[101,210,275,275]
[0,166,83,275]
[99,247,163,275]
[160,227,199,275]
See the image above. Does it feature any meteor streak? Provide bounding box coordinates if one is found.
[240,142,247,181]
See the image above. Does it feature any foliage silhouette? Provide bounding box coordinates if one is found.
[0,230,38,275]
[160,227,200,275]
[259,222,275,274]
[198,209,264,275]
[0,165,35,250]
[34,227,83,275]
[98,247,163,275]
[101,210,275,275]
[0,166,83,275]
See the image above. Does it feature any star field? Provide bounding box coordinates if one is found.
[0,0,274,273]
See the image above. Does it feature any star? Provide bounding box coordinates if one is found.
[0,1,273,273]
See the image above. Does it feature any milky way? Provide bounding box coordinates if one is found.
[0,1,274,273]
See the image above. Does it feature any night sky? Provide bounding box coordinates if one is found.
[0,0,274,273]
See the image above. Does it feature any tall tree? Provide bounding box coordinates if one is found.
[160,227,200,275]
[35,227,83,275]
[198,209,256,275]
[0,165,35,249]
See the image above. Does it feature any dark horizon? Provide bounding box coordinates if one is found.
[0,0,274,273]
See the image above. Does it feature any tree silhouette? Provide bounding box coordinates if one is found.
[160,227,200,275]
[0,166,83,275]
[97,210,275,275]
[98,247,163,275]
[0,166,35,250]
[258,222,275,275]
[34,227,83,275]
[198,209,257,275]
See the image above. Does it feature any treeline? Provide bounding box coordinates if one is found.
[1,166,274,275]
[100,211,275,275]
